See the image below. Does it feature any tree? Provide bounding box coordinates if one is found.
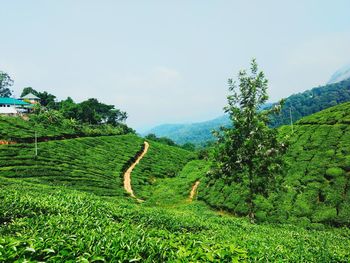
[21,87,39,97]
[21,87,57,108]
[0,71,13,97]
[74,98,127,126]
[212,59,286,222]
[37,91,56,108]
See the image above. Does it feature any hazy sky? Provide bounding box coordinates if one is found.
[1,1,350,131]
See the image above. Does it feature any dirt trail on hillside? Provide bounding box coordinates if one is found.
[189,180,200,201]
[123,141,149,201]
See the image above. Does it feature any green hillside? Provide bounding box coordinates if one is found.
[0,134,144,196]
[1,109,350,261]
[144,115,230,146]
[277,102,350,225]
[0,115,130,142]
[199,102,350,226]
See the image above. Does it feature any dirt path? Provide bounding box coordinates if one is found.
[123,141,149,201]
[189,180,200,201]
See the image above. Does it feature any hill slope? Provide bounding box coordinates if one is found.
[199,102,350,226]
[144,115,230,145]
[145,78,350,145]
[0,134,144,196]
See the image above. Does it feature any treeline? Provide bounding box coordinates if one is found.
[21,87,128,127]
[269,78,350,127]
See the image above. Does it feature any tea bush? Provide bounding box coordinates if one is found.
[0,135,143,196]
[199,102,350,226]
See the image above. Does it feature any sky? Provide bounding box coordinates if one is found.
[1,0,350,131]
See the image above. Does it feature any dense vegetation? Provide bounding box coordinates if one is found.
[200,102,350,226]
[0,135,143,196]
[276,102,350,226]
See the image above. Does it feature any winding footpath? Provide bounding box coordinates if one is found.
[189,180,200,201]
[123,141,149,201]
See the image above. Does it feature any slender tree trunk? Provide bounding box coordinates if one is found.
[248,165,255,223]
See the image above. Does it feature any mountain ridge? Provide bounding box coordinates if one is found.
[145,78,350,145]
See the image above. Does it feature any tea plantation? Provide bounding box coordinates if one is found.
[199,102,350,226]
[0,135,144,196]
[277,102,350,225]
[0,115,128,142]
[131,141,196,199]
[1,105,350,262]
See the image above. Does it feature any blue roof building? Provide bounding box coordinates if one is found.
[0,97,31,106]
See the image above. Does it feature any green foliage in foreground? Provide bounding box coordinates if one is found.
[1,179,349,262]
[0,135,143,196]
[131,141,196,199]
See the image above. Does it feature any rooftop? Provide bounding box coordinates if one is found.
[21,93,40,100]
[0,97,30,106]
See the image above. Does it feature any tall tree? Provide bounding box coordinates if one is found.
[212,59,286,222]
[0,71,13,97]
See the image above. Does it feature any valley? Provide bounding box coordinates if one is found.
[1,102,350,261]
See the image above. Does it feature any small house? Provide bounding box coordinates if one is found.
[20,93,40,104]
[0,97,31,116]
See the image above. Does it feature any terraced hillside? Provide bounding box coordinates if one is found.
[0,115,129,142]
[1,165,350,262]
[0,115,350,261]
[0,135,144,196]
[199,102,350,226]
[277,102,350,225]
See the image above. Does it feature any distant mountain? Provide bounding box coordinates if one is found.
[328,64,350,84]
[144,115,230,146]
[145,78,350,146]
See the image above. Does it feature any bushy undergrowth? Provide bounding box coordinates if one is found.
[131,141,196,199]
[0,135,143,196]
[199,102,350,226]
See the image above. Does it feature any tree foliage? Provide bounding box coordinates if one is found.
[20,87,128,127]
[0,71,13,97]
[211,59,287,222]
